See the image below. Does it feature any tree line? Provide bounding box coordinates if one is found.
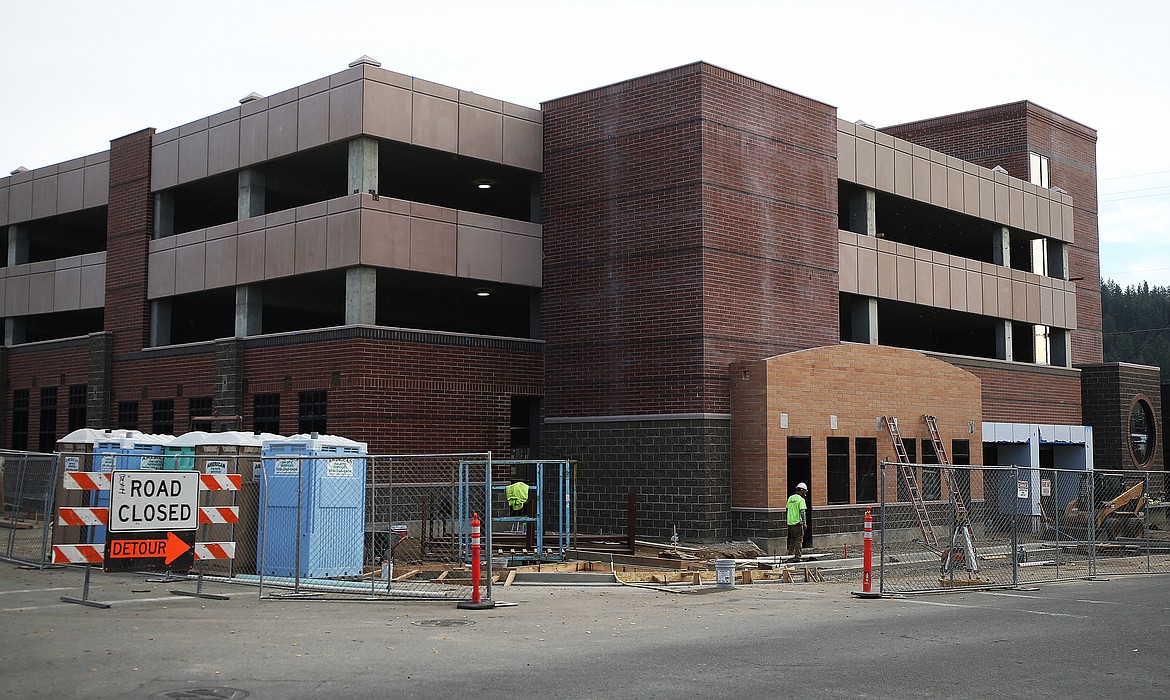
[1101,279,1170,373]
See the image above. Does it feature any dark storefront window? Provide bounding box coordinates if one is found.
[827,437,850,504]
[11,388,29,449]
[38,387,58,453]
[921,440,941,501]
[896,439,917,502]
[68,385,87,431]
[253,393,281,435]
[117,401,139,431]
[11,389,30,450]
[856,437,877,503]
[298,391,328,434]
[188,397,213,430]
[153,399,175,435]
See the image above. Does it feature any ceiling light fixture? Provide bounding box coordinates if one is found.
[475,288,491,297]
[475,180,493,189]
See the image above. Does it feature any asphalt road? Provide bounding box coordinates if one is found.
[1,564,1167,699]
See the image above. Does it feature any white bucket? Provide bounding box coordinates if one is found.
[714,559,736,587]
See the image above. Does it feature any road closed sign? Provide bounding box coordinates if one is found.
[108,470,199,533]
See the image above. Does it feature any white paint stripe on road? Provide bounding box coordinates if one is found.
[2,595,193,612]
[905,598,1088,619]
[982,591,1123,605]
[0,587,73,596]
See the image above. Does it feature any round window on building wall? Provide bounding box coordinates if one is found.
[1128,397,1156,468]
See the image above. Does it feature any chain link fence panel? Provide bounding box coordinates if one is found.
[255,453,490,601]
[1070,468,1170,578]
[0,450,58,566]
[879,463,1170,594]
[878,463,1017,594]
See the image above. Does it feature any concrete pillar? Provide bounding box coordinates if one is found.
[235,285,263,337]
[153,192,174,239]
[348,137,379,195]
[345,267,377,325]
[992,226,1010,267]
[4,317,26,346]
[238,169,265,220]
[851,297,879,344]
[848,189,877,236]
[995,320,1013,362]
[7,223,28,266]
[150,299,171,347]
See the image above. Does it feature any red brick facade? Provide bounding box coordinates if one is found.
[11,330,541,456]
[104,129,156,357]
[541,63,839,418]
[943,356,1083,425]
[237,333,542,454]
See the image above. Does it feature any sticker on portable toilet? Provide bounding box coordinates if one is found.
[274,459,298,476]
[252,461,263,481]
[100,455,115,471]
[1017,480,1030,498]
[142,456,164,469]
[205,461,228,476]
[326,459,354,477]
[1041,479,1052,497]
[65,456,81,472]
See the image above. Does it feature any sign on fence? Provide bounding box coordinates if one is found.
[108,471,198,532]
[104,471,199,572]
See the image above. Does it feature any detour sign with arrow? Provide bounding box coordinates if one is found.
[108,531,193,566]
[103,471,198,573]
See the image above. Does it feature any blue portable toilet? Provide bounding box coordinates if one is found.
[90,431,175,544]
[258,434,367,578]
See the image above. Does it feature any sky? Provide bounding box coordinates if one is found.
[2,0,1168,286]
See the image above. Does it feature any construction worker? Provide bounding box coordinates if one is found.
[787,482,808,561]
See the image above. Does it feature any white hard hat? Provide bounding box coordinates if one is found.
[797,482,808,491]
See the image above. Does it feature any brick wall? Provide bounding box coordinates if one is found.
[941,356,1083,424]
[77,328,543,455]
[541,418,731,541]
[1081,363,1164,472]
[5,340,91,446]
[731,344,984,508]
[238,329,543,455]
[729,345,984,545]
[540,64,837,541]
[541,62,839,419]
[104,129,155,357]
[884,102,1102,366]
[110,346,217,432]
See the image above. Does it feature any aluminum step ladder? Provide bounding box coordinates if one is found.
[882,416,938,550]
[922,414,979,574]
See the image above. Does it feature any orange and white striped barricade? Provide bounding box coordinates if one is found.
[54,472,113,608]
[170,474,243,600]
